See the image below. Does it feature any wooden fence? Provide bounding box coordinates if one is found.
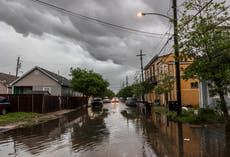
[0,94,88,113]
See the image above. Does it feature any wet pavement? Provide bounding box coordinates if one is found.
[0,102,229,157]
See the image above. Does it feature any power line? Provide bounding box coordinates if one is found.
[28,0,166,38]
[179,3,230,39]
[153,23,173,55]
[156,35,173,56]
[178,0,214,30]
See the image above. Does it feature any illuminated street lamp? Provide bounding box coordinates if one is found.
[137,0,182,115]
[137,12,171,20]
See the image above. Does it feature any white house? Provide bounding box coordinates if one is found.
[199,81,230,108]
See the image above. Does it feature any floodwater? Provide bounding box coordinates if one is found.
[0,103,229,157]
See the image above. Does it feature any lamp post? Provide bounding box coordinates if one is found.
[138,0,182,115]
[137,12,171,20]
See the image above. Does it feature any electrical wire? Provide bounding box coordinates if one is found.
[27,0,166,38]
[156,35,173,56]
[178,0,214,31]
[153,23,173,54]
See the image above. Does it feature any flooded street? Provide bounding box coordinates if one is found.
[0,103,229,157]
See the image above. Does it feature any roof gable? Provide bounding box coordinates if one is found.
[39,67,70,86]
[0,73,18,86]
[11,66,70,87]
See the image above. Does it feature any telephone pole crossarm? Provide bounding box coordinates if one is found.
[136,49,146,83]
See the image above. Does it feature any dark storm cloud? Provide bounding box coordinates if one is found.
[0,0,180,92]
[0,0,171,63]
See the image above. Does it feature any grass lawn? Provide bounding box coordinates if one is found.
[153,107,224,124]
[0,112,41,126]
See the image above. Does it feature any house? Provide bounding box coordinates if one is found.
[144,53,200,107]
[10,66,73,96]
[199,81,230,108]
[0,73,18,94]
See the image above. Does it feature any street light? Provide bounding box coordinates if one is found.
[137,12,172,20]
[137,0,182,115]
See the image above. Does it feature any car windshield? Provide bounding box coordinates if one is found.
[94,98,102,101]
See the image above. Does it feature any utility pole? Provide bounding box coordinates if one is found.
[137,0,182,114]
[172,0,182,115]
[126,76,129,87]
[136,49,145,82]
[136,49,146,101]
[16,56,21,77]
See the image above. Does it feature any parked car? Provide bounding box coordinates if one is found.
[119,97,125,103]
[103,97,111,103]
[92,97,103,108]
[111,97,119,103]
[0,96,10,115]
[125,97,137,106]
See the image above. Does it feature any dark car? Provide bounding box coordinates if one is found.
[0,96,10,115]
[125,97,137,106]
[92,97,103,108]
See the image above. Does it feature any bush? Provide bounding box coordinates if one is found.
[154,107,224,124]
[198,108,215,115]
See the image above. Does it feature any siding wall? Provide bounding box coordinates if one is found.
[0,83,12,94]
[0,83,7,94]
[33,86,62,96]
[13,69,62,96]
[61,87,73,96]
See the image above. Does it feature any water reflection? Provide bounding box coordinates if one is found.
[142,112,228,157]
[71,107,109,152]
[0,110,88,156]
[0,104,229,157]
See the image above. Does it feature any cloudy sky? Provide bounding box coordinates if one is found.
[0,0,227,93]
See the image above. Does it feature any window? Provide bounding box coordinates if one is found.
[190,82,198,89]
[43,87,51,93]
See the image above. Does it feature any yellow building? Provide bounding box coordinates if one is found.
[144,53,199,107]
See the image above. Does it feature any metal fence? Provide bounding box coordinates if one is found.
[0,94,88,113]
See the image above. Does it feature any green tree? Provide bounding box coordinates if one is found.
[132,80,155,99]
[154,73,174,106]
[178,0,230,122]
[117,85,134,98]
[102,88,115,98]
[70,68,109,97]
[117,79,155,100]
[131,73,156,100]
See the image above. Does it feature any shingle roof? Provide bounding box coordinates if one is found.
[38,67,70,87]
[10,66,71,87]
[0,73,18,86]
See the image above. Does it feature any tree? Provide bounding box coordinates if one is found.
[178,0,230,122]
[131,73,156,100]
[102,88,115,98]
[154,73,174,107]
[117,85,135,98]
[117,80,155,99]
[70,68,109,97]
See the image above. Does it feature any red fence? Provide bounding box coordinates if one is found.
[0,94,88,113]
